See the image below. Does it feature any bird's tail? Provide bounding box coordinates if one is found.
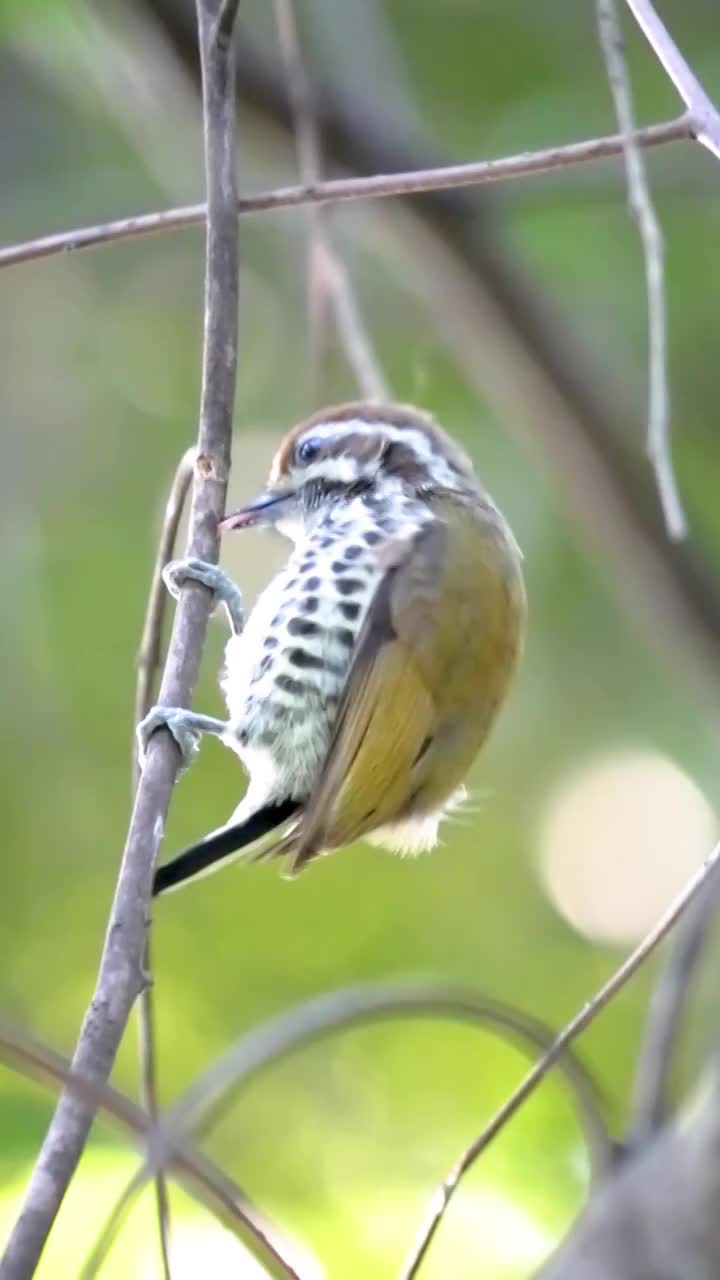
[152,798,302,897]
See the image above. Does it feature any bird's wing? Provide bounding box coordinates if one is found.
[276,498,525,873]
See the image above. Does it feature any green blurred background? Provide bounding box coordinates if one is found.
[2,1,720,1275]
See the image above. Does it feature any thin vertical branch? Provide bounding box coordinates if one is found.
[273,0,388,401]
[0,1,241,1275]
[133,448,197,1278]
[399,839,720,1280]
[132,447,197,786]
[597,0,686,541]
[137,968,172,1280]
[132,446,197,1280]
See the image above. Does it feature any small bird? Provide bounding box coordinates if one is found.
[139,401,526,895]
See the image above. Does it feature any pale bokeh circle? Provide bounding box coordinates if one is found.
[539,751,717,945]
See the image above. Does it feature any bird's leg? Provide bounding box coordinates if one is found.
[162,557,245,635]
[137,707,228,773]
[137,558,244,772]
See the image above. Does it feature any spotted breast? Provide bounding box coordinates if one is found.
[221,488,432,800]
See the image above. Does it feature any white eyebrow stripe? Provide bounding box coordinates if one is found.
[296,418,464,489]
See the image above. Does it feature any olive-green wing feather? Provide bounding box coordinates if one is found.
[275,499,525,873]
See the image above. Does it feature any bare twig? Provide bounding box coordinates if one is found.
[133,448,196,1279]
[133,446,196,784]
[137,944,172,1280]
[0,2,241,1275]
[0,117,691,271]
[94,981,612,1262]
[0,1022,311,1280]
[315,243,388,400]
[399,840,720,1280]
[273,0,386,400]
[624,0,720,160]
[271,0,328,397]
[630,857,720,1147]
[597,0,686,541]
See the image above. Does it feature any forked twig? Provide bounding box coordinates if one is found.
[623,0,720,159]
[597,0,686,541]
[0,117,692,271]
[630,857,720,1146]
[88,980,612,1268]
[399,839,720,1279]
[273,0,387,400]
[0,1022,310,1280]
[0,1,241,1275]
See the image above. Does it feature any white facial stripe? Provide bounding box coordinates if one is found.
[297,418,464,490]
[302,455,362,485]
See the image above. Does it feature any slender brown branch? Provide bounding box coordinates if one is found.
[137,944,172,1280]
[133,446,196,784]
[630,857,720,1146]
[0,117,691,272]
[597,0,686,542]
[0,3,241,1276]
[0,1023,308,1280]
[399,839,720,1280]
[273,0,387,401]
[624,0,720,159]
[133,448,197,1279]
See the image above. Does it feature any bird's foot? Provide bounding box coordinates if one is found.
[162,557,245,635]
[137,706,228,773]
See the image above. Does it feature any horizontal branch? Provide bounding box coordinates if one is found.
[0,116,691,271]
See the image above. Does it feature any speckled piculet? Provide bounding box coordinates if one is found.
[139,402,526,895]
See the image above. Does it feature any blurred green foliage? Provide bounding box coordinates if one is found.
[1,1,720,1275]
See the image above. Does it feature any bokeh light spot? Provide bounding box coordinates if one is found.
[539,751,717,945]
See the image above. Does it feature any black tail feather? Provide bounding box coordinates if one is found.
[153,799,301,897]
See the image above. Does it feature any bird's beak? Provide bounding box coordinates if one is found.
[220,488,296,531]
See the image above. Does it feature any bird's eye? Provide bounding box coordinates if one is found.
[296,437,322,465]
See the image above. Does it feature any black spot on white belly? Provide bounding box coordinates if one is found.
[336,578,364,596]
[364,530,381,545]
[332,559,365,575]
[288,617,320,637]
[305,575,321,591]
[339,601,361,621]
[264,635,279,649]
[334,627,355,647]
[275,674,309,696]
[287,648,324,670]
[301,596,320,614]
[344,545,364,560]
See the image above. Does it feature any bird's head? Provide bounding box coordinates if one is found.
[220,401,479,542]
